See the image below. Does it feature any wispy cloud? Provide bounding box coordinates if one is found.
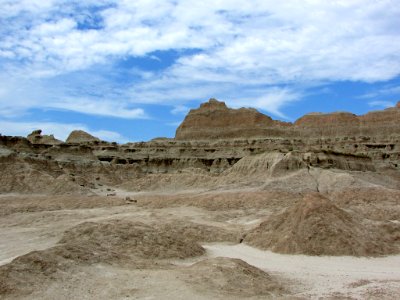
[359,85,400,99]
[49,99,147,119]
[171,105,190,115]
[0,72,148,119]
[368,100,395,109]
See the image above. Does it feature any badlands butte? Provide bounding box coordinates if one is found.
[0,98,400,299]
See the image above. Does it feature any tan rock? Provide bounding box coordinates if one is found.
[66,130,100,144]
[294,112,360,136]
[176,98,400,140]
[175,98,290,140]
[27,129,62,145]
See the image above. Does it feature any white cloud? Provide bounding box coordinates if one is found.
[0,120,129,143]
[229,88,301,119]
[359,85,400,99]
[2,0,400,80]
[90,129,130,143]
[171,105,190,115]
[49,98,147,119]
[368,100,395,109]
[0,74,148,119]
[1,0,400,119]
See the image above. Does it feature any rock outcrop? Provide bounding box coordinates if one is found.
[175,98,290,140]
[66,130,100,144]
[27,130,62,145]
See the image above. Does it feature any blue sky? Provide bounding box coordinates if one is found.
[1,0,400,142]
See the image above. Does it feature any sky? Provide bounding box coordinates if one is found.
[1,0,400,143]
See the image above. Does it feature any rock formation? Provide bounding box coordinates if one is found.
[27,130,62,145]
[0,98,399,194]
[175,98,290,140]
[177,98,400,140]
[66,130,100,144]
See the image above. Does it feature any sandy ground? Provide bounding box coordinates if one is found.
[204,244,400,299]
[0,191,399,299]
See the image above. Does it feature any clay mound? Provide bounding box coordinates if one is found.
[0,220,207,297]
[182,257,285,297]
[66,130,100,144]
[0,250,71,297]
[244,193,395,256]
[59,220,205,261]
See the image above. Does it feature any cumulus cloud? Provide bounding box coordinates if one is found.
[1,0,400,119]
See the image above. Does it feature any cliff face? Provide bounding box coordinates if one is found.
[175,98,290,140]
[176,98,400,140]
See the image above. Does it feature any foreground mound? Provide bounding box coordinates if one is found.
[0,220,208,297]
[244,193,395,256]
[182,257,285,297]
[0,250,70,297]
[59,220,206,261]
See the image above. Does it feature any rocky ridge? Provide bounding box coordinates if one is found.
[177,99,400,140]
[0,98,399,194]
